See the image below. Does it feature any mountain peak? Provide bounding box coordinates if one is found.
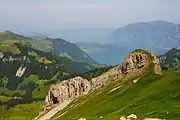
[122,49,162,75]
[0,31,32,40]
[1,30,13,35]
[149,20,175,25]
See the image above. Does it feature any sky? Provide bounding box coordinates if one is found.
[0,0,180,30]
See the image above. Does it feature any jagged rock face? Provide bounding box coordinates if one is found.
[119,52,148,74]
[44,77,91,111]
[119,51,162,75]
[150,52,162,75]
[91,66,121,89]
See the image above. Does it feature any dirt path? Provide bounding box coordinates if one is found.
[37,100,72,120]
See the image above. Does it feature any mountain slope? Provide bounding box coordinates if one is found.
[34,49,180,120]
[54,71,180,120]
[0,40,95,99]
[0,31,97,64]
[112,20,180,54]
[159,48,180,70]
[48,50,179,120]
[46,38,97,64]
[2,49,180,120]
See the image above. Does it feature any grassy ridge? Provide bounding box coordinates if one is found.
[54,71,180,120]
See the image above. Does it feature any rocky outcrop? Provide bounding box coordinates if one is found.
[43,67,121,112]
[119,52,148,74]
[120,114,164,120]
[42,49,162,116]
[119,50,162,75]
[91,66,121,89]
[44,77,91,111]
[150,52,162,74]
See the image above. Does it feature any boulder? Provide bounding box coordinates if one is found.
[44,77,91,111]
[120,114,137,120]
[143,118,165,120]
[127,114,137,119]
[120,116,127,120]
[78,118,86,120]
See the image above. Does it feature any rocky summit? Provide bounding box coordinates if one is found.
[119,50,162,75]
[39,49,162,119]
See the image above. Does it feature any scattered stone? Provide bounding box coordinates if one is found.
[120,114,137,120]
[132,78,139,84]
[78,118,86,120]
[143,118,165,120]
[127,114,137,119]
[120,116,127,120]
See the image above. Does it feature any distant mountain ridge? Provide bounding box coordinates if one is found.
[0,31,32,40]
[47,38,97,64]
[1,20,180,65]
[0,31,97,64]
[77,21,180,65]
[112,20,180,54]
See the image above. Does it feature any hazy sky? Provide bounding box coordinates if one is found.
[0,0,180,30]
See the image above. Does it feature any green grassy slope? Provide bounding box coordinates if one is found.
[1,101,44,120]
[0,95,11,102]
[0,39,99,120]
[54,71,180,120]
[0,40,97,100]
[0,31,98,64]
[24,39,52,52]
